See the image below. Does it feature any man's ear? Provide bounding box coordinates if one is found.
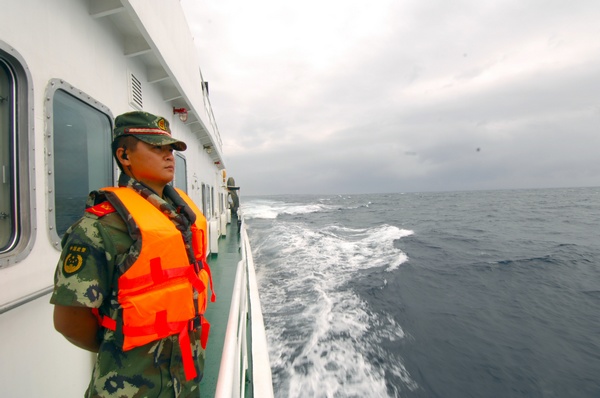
[116,147,130,166]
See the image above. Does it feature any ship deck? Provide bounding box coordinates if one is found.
[200,219,252,397]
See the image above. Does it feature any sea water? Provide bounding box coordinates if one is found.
[243,187,600,398]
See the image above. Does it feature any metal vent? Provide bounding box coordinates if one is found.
[129,72,143,109]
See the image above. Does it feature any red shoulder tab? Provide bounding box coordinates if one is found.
[85,201,116,217]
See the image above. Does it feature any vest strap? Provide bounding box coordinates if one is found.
[101,316,117,331]
[122,319,188,337]
[119,261,196,290]
[179,326,197,381]
[185,267,206,293]
[200,316,210,349]
[154,310,170,337]
[191,225,204,262]
[203,260,216,302]
[91,308,117,331]
[190,225,216,302]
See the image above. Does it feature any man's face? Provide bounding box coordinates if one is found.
[126,140,175,190]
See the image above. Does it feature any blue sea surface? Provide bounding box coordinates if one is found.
[243,187,600,398]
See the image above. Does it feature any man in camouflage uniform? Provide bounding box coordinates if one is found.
[51,111,205,397]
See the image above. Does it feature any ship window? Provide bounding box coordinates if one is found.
[203,184,213,219]
[210,186,214,217]
[174,153,187,193]
[201,183,208,216]
[0,46,35,267]
[47,81,113,244]
[0,60,16,253]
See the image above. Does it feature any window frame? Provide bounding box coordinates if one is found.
[44,79,114,249]
[174,152,188,193]
[201,183,207,216]
[0,42,36,268]
[210,186,214,218]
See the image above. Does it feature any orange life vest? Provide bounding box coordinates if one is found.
[89,186,214,381]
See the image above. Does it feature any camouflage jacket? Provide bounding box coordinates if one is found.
[50,174,203,398]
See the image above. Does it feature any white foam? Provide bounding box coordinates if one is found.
[240,200,281,219]
[253,218,418,397]
[281,204,328,215]
[242,199,332,219]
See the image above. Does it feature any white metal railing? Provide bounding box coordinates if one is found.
[244,225,275,397]
[0,286,53,314]
[199,69,223,152]
[214,219,274,398]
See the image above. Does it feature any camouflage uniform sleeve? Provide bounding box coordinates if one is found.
[50,213,115,308]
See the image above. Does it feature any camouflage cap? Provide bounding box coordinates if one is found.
[113,111,187,151]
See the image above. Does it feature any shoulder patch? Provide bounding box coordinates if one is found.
[85,201,116,217]
[62,244,90,276]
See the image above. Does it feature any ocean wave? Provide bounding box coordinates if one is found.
[496,255,556,266]
[242,199,331,219]
[251,219,417,397]
[248,188,600,398]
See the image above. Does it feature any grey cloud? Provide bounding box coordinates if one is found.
[182,0,600,195]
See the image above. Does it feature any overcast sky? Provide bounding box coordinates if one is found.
[180,0,600,195]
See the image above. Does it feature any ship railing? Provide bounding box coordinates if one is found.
[214,217,274,398]
[0,286,53,314]
[199,70,223,152]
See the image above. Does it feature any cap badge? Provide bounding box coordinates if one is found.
[157,118,167,132]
